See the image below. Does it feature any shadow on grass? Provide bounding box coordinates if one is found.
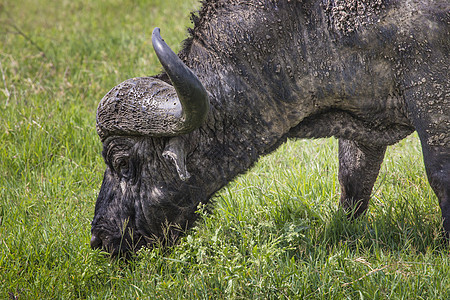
[316,200,447,255]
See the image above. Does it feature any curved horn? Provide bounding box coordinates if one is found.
[96,28,209,140]
[152,27,209,133]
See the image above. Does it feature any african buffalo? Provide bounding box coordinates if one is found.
[91,0,449,256]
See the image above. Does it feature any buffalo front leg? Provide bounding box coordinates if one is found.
[338,139,387,218]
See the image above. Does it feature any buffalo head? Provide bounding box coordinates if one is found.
[90,28,209,256]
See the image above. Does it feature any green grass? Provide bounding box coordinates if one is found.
[1,0,449,298]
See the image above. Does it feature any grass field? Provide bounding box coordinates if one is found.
[1,0,449,298]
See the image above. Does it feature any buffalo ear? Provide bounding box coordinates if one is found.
[162,137,191,181]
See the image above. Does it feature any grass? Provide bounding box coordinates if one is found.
[0,0,449,298]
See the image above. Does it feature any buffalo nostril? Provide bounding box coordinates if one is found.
[90,234,102,250]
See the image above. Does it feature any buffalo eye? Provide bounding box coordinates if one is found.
[112,157,131,179]
[104,138,135,179]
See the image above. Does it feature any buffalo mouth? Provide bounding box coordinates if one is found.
[90,222,185,257]
[90,225,150,257]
